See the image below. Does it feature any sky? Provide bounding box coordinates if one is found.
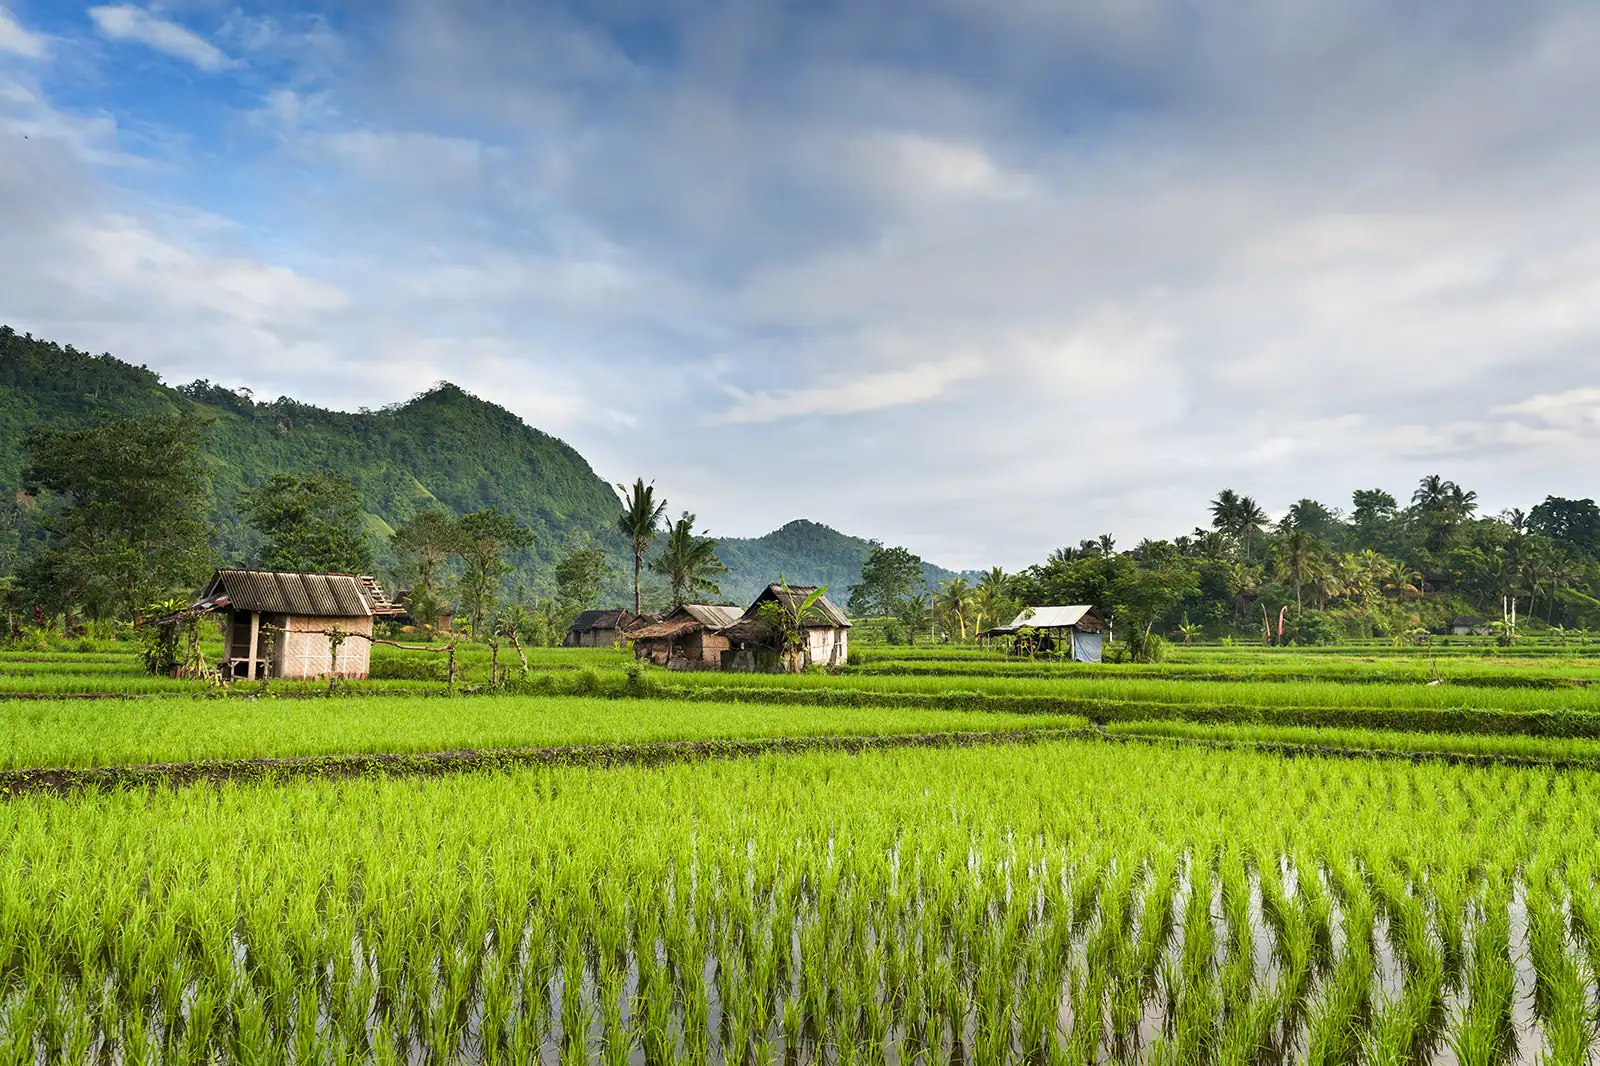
[3,1,1600,570]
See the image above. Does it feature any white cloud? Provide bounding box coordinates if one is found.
[0,6,46,57]
[1496,387,1600,434]
[714,357,982,423]
[88,5,233,71]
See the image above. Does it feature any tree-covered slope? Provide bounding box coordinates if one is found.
[1,326,626,584]
[716,519,970,606]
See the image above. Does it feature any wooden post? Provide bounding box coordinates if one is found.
[246,612,261,680]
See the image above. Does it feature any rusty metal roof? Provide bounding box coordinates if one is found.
[199,570,380,617]
[681,604,743,629]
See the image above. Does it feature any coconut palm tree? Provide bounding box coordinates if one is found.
[1277,529,1315,614]
[936,578,973,641]
[649,511,728,608]
[615,479,668,616]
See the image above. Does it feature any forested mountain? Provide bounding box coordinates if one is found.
[715,520,971,605]
[0,326,625,586]
[0,326,961,611]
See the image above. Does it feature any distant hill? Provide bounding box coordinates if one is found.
[0,325,975,610]
[716,519,972,606]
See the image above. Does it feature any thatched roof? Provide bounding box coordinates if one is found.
[569,609,637,633]
[744,584,851,628]
[195,570,399,618]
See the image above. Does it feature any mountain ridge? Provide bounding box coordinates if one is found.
[0,325,968,609]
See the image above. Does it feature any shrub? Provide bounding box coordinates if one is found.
[1291,611,1342,647]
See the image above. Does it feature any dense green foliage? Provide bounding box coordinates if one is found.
[239,474,373,574]
[19,414,213,621]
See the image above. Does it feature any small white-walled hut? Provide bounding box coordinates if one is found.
[719,584,852,671]
[191,569,401,680]
[981,605,1105,662]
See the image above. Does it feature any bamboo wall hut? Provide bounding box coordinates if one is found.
[190,570,401,680]
[629,604,743,668]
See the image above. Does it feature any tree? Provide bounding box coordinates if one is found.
[615,479,668,616]
[936,577,973,640]
[650,512,728,607]
[1210,490,1267,559]
[390,509,462,630]
[1111,561,1199,662]
[1529,497,1600,558]
[553,534,613,616]
[972,567,1016,635]
[1176,615,1202,646]
[896,593,931,646]
[848,544,925,617]
[241,473,374,574]
[455,508,533,635]
[1276,529,1317,614]
[1410,475,1477,551]
[21,414,213,624]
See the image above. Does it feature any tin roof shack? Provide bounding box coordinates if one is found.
[629,604,744,669]
[564,609,645,648]
[719,584,852,672]
[191,569,401,680]
[981,605,1104,662]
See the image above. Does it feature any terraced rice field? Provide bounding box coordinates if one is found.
[5,635,1600,1062]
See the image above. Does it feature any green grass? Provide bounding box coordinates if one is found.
[1106,718,1600,763]
[0,694,1089,769]
[670,667,1600,713]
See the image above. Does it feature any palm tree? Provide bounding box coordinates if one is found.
[1384,560,1422,601]
[1236,497,1268,560]
[936,578,973,641]
[1210,489,1243,534]
[1097,533,1117,557]
[649,511,728,608]
[615,479,668,616]
[1277,529,1315,614]
[972,567,1013,636]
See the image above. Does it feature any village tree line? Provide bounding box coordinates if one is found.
[4,412,1599,654]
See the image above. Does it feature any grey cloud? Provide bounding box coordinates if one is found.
[7,0,1600,567]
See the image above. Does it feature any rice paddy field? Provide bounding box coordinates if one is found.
[6,633,1600,1063]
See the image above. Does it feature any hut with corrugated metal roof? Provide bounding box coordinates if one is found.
[979,605,1104,662]
[629,604,744,669]
[189,569,402,680]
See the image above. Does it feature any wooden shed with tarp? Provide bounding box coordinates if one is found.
[629,604,744,669]
[189,569,401,680]
[980,605,1105,662]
